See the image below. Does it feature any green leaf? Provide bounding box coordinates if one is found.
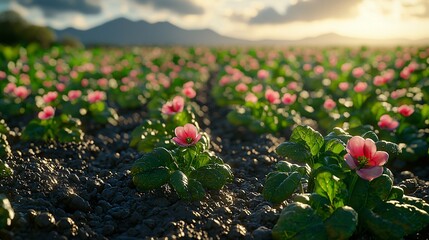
[348,176,370,212]
[361,208,406,240]
[376,140,401,160]
[372,200,429,237]
[314,171,347,207]
[131,148,174,190]
[276,161,308,176]
[132,167,170,191]
[388,186,404,200]
[276,142,312,164]
[323,139,346,155]
[272,202,328,240]
[131,148,174,174]
[369,174,393,201]
[361,131,379,142]
[324,127,352,144]
[189,163,233,190]
[170,170,205,201]
[263,171,302,204]
[290,125,324,156]
[324,206,358,240]
[0,194,14,229]
[309,193,332,220]
[21,120,47,142]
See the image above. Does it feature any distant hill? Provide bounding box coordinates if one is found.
[54,17,247,46]
[54,17,429,46]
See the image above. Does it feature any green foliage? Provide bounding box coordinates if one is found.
[131,127,233,200]
[21,115,84,143]
[265,126,428,239]
[272,202,328,240]
[226,104,294,134]
[0,194,14,229]
[130,109,198,152]
[263,171,302,204]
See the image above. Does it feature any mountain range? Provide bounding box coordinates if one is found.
[54,17,429,46]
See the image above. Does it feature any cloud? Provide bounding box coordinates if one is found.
[134,0,204,15]
[15,0,101,17]
[249,0,363,24]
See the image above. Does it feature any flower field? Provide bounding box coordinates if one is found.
[0,45,429,239]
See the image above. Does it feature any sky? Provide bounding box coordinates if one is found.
[1,0,429,41]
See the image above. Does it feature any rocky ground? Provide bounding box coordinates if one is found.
[1,76,429,240]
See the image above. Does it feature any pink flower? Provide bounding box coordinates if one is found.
[327,71,338,81]
[323,99,336,110]
[172,123,201,147]
[42,91,58,103]
[390,89,406,99]
[257,69,269,79]
[182,87,196,98]
[265,89,280,104]
[287,82,298,90]
[81,78,89,87]
[245,93,258,103]
[373,76,386,86]
[68,90,82,101]
[314,65,324,75]
[352,67,365,78]
[344,136,389,181]
[378,114,399,131]
[303,63,312,71]
[97,78,108,88]
[397,105,414,117]
[252,84,263,93]
[341,63,352,72]
[219,76,230,86]
[13,86,30,99]
[3,82,16,94]
[339,82,349,91]
[56,83,66,92]
[0,71,6,79]
[235,83,248,92]
[400,68,410,79]
[161,96,184,115]
[87,91,106,103]
[353,82,367,93]
[38,106,55,120]
[282,93,297,105]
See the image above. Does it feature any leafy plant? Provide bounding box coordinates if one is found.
[130,106,198,152]
[227,103,295,134]
[21,113,84,143]
[131,124,233,200]
[264,125,429,239]
[0,132,12,178]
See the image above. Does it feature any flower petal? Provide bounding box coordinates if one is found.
[363,138,376,159]
[357,167,383,181]
[174,126,185,139]
[347,136,365,158]
[345,153,357,169]
[369,151,389,166]
[183,123,197,138]
[172,137,188,147]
